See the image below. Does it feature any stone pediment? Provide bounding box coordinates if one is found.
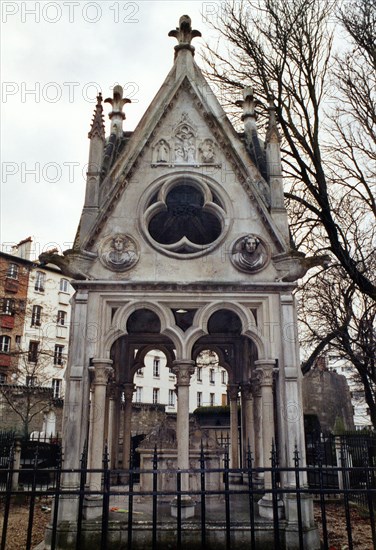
[79,71,286,257]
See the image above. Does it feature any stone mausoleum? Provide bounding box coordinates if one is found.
[43,15,321,549]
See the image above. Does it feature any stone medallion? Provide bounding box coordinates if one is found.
[230,234,269,273]
[99,234,139,272]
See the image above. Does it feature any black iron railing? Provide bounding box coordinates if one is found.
[0,444,375,550]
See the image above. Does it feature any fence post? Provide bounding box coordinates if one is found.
[11,438,22,491]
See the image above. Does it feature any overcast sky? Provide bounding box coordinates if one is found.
[1,1,224,258]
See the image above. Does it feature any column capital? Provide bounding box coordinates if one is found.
[240,382,253,400]
[172,360,195,386]
[122,382,135,400]
[92,358,113,385]
[227,383,239,401]
[254,359,276,369]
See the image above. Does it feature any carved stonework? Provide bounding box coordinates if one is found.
[240,382,253,401]
[255,367,274,387]
[122,383,135,401]
[99,233,139,272]
[93,363,113,386]
[227,384,239,401]
[199,139,216,163]
[231,234,269,273]
[172,361,195,386]
[153,139,171,164]
[174,113,197,163]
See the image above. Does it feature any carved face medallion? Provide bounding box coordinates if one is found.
[230,234,269,273]
[99,234,139,272]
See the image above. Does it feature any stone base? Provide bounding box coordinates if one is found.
[257,495,284,520]
[284,525,320,550]
[170,496,196,518]
[228,473,243,485]
[83,496,103,520]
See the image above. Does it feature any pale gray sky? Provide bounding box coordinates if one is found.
[1,1,223,258]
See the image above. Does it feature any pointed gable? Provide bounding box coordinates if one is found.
[72,15,292,284]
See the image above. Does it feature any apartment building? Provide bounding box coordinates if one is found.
[133,349,229,413]
[0,239,74,434]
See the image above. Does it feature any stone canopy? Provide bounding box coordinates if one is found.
[46,15,319,549]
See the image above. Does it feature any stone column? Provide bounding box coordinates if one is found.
[255,360,279,519]
[240,382,255,465]
[280,294,308,483]
[227,384,239,470]
[171,359,195,518]
[58,290,91,524]
[122,383,135,475]
[85,358,113,519]
[279,295,318,545]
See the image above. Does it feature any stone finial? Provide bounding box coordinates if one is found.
[169,15,202,57]
[236,87,257,122]
[104,85,131,136]
[265,94,281,143]
[88,93,105,140]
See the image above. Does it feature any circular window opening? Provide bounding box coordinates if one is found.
[148,184,222,249]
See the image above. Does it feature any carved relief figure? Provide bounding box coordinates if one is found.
[155,139,170,162]
[199,139,216,163]
[99,234,138,272]
[231,234,268,273]
[174,114,197,162]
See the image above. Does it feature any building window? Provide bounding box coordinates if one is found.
[15,335,21,345]
[31,305,42,326]
[197,367,202,382]
[168,389,175,407]
[2,298,15,315]
[54,344,64,366]
[57,310,67,326]
[221,370,227,385]
[135,386,142,403]
[153,358,160,377]
[210,393,215,406]
[35,271,46,292]
[0,373,7,384]
[26,375,37,386]
[59,278,69,292]
[209,368,215,384]
[52,378,61,398]
[0,336,11,353]
[7,263,19,279]
[197,392,202,408]
[28,341,39,363]
[152,388,159,404]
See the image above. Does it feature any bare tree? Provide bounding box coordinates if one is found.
[0,328,63,437]
[299,264,376,428]
[202,0,376,426]
[202,0,375,300]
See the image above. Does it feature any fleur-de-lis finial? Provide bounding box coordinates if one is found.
[169,15,202,58]
[104,85,131,136]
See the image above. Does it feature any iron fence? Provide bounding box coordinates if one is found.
[0,443,375,550]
